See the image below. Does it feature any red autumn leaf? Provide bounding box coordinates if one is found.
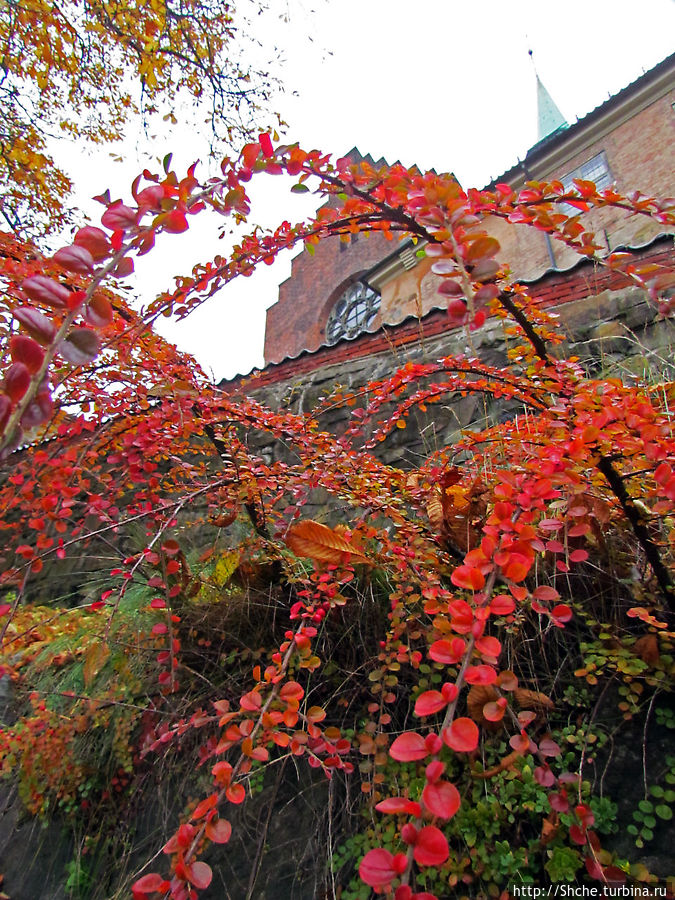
[443,718,479,753]
[413,825,449,866]
[441,682,458,702]
[389,731,429,762]
[395,888,413,900]
[509,732,530,754]
[569,548,589,563]
[10,335,44,374]
[205,817,232,844]
[447,298,468,321]
[534,765,556,787]
[136,185,164,210]
[428,638,465,664]
[22,275,70,308]
[503,554,532,582]
[569,824,587,845]
[475,635,501,658]
[376,797,422,816]
[585,855,604,880]
[211,760,233,785]
[131,873,168,897]
[13,306,57,345]
[489,594,515,615]
[532,585,560,602]
[240,690,262,711]
[53,244,95,274]
[450,565,484,590]
[101,202,138,231]
[4,362,31,403]
[226,782,246,804]
[437,278,464,296]
[464,665,497,685]
[551,604,573,623]
[191,793,218,820]
[241,142,261,169]
[259,132,274,157]
[22,392,53,428]
[60,328,100,365]
[359,848,399,887]
[575,804,595,827]
[186,861,212,890]
[162,209,189,233]
[279,681,304,701]
[465,235,500,262]
[549,791,569,813]
[422,780,461,820]
[483,700,506,722]
[84,293,114,327]
[474,283,499,303]
[74,226,111,260]
[602,866,627,886]
[112,257,134,278]
[414,690,448,717]
[538,737,561,757]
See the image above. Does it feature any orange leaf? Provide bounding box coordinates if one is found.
[286,520,370,565]
[226,782,246,804]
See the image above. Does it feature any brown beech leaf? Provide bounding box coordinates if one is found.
[286,520,370,565]
[467,684,502,730]
[633,634,660,666]
[513,688,554,711]
[426,486,444,531]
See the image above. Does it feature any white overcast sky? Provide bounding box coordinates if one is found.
[54,0,675,381]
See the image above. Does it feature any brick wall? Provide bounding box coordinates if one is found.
[263,67,674,367]
[263,225,394,364]
[236,240,674,392]
[491,90,675,280]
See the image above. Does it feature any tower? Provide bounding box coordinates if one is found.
[529,49,568,141]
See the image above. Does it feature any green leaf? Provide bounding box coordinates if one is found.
[655,804,673,820]
[638,800,654,813]
[291,183,309,193]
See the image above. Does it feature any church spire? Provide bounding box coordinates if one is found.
[529,49,567,141]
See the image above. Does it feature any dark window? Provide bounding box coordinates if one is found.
[325,282,381,344]
[560,151,613,212]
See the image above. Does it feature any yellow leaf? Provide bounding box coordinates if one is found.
[83,641,110,687]
[214,550,240,587]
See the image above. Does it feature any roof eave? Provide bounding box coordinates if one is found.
[487,52,675,189]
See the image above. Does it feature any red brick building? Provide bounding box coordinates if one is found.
[262,53,674,370]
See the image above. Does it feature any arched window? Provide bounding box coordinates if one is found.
[325,281,380,344]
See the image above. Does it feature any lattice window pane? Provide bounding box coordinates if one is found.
[325,282,381,344]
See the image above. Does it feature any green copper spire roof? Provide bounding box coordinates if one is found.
[529,50,568,141]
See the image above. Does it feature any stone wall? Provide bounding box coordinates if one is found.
[236,269,675,474]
